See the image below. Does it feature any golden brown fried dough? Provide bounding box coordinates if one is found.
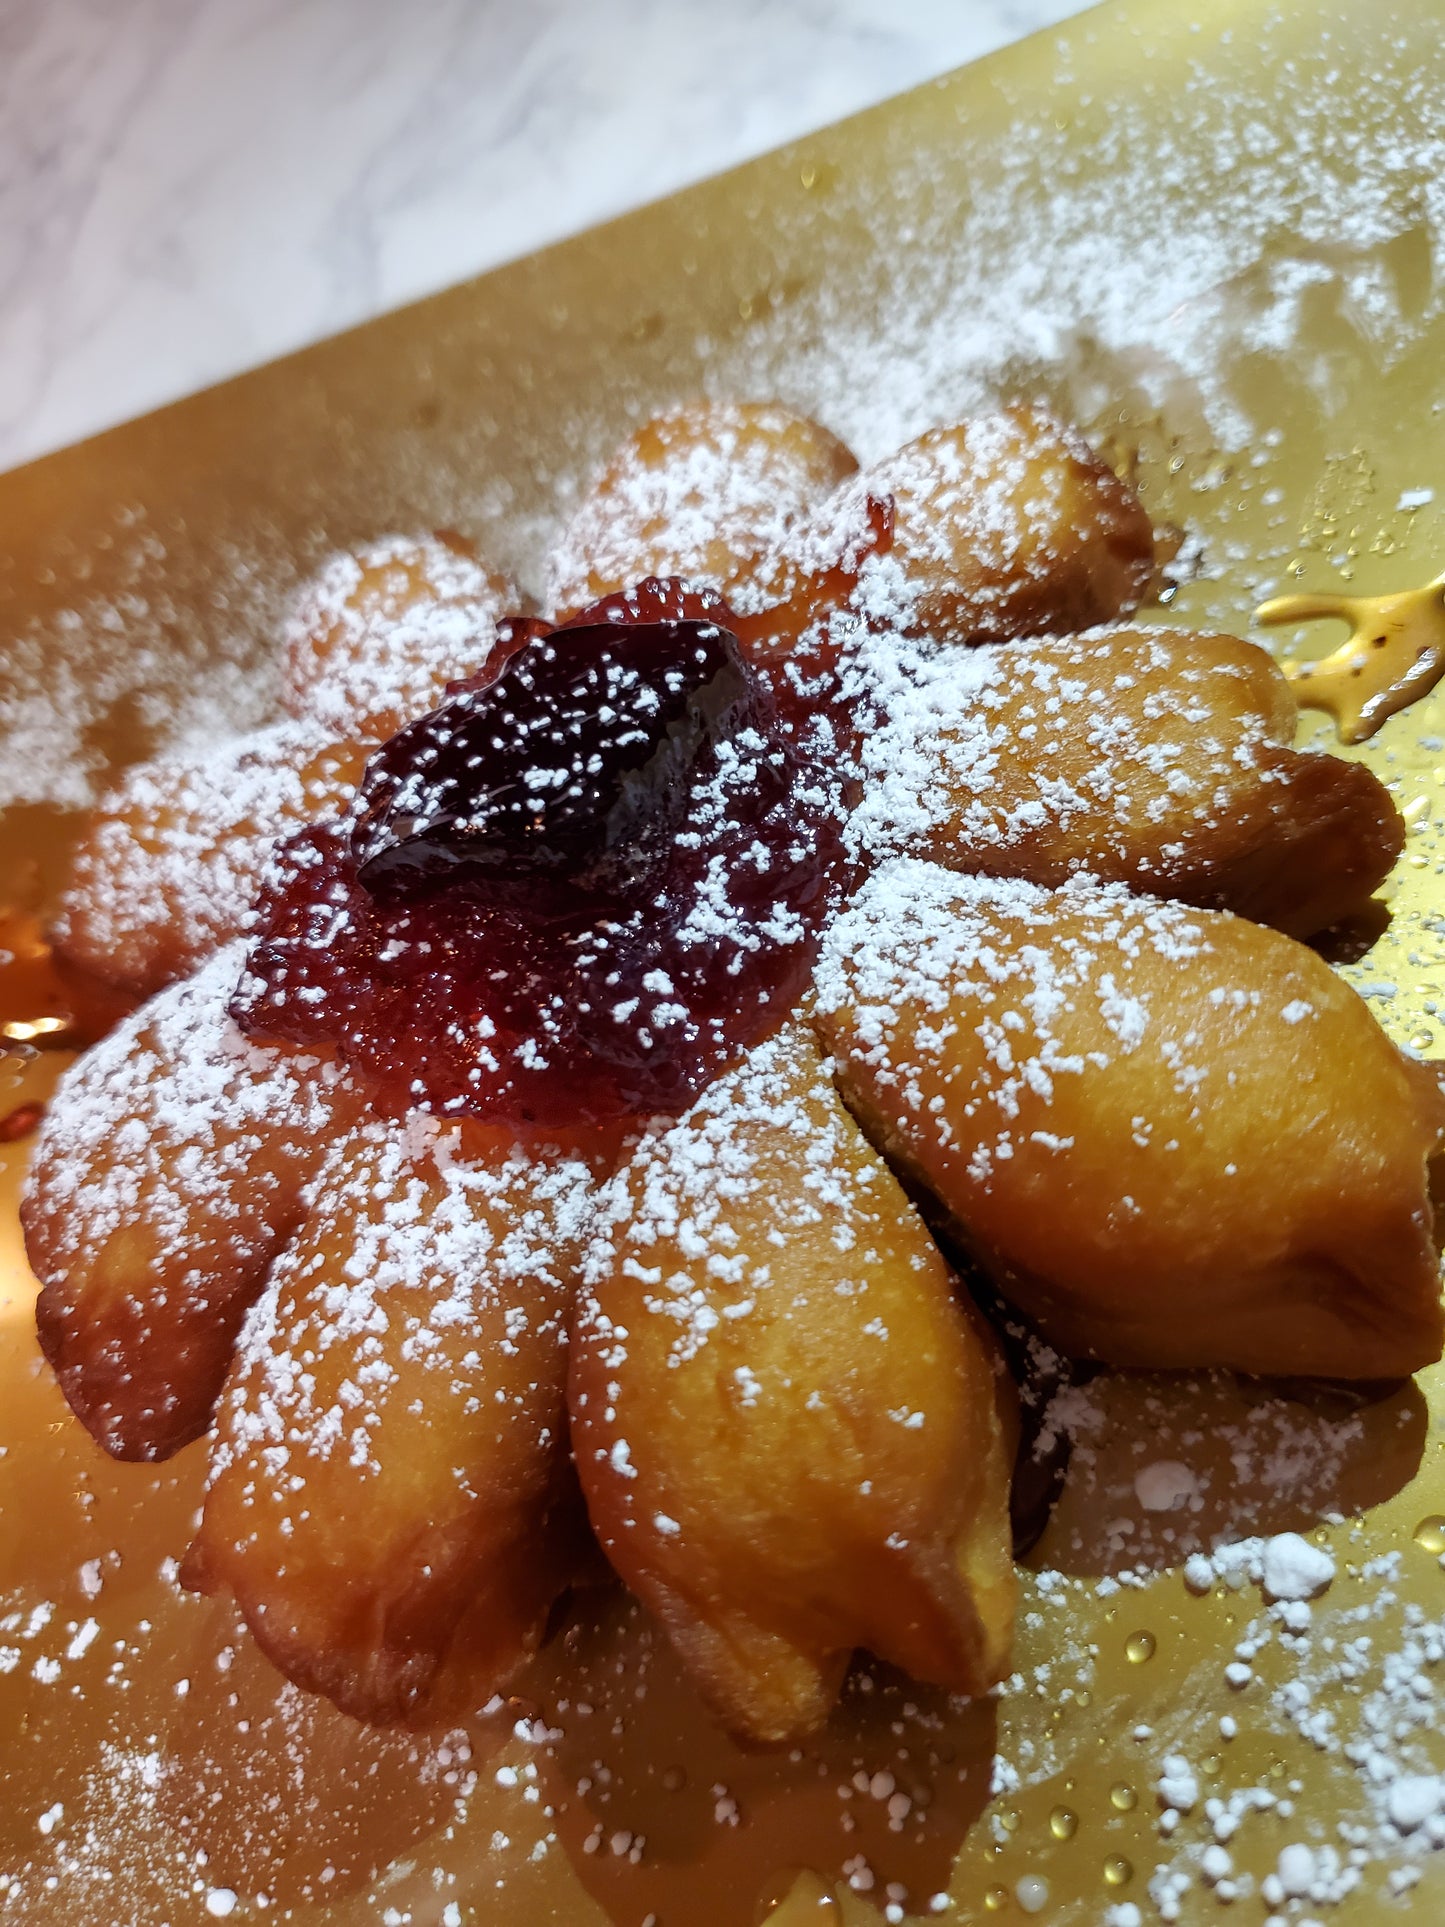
[24,946,359,1461]
[281,532,517,741]
[53,721,369,996]
[847,627,1402,938]
[571,1024,1016,1746]
[839,406,1153,642]
[185,1116,593,1725]
[815,862,1445,1381]
[545,400,858,615]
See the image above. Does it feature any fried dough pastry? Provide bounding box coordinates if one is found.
[281,531,515,740]
[54,722,370,996]
[847,626,1403,937]
[185,1115,593,1724]
[571,1024,1017,1746]
[836,406,1154,643]
[24,945,360,1460]
[26,391,1438,1757]
[544,400,858,615]
[55,533,512,999]
[815,861,1445,1381]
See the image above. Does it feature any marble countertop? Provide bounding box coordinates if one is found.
[0,0,1090,474]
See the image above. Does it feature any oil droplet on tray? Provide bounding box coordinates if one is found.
[1109,1782,1138,1812]
[1125,1630,1156,1663]
[1412,1515,1445,1554]
[1049,1806,1078,1840]
[1104,1855,1135,1887]
[983,1888,1010,1912]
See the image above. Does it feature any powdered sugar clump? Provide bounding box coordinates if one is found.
[1135,1461,1200,1514]
[1260,1531,1336,1603]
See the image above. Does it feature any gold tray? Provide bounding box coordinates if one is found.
[3,2,1444,1920]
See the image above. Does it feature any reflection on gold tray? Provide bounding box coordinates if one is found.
[3,1,1445,1921]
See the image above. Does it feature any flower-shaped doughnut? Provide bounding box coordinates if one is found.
[24,399,1442,1748]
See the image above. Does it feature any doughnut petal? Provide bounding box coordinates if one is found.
[53,721,368,995]
[838,407,1153,643]
[848,626,1402,937]
[24,945,358,1460]
[185,1116,593,1725]
[281,532,516,741]
[545,401,857,615]
[571,1024,1016,1746]
[815,863,1445,1381]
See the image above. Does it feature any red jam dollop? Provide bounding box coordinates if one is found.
[233,580,849,1127]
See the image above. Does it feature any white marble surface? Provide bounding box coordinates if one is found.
[0,0,1092,473]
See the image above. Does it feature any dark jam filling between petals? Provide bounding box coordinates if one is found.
[233,581,850,1128]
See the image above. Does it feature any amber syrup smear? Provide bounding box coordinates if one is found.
[1256,569,1445,744]
[0,908,138,1056]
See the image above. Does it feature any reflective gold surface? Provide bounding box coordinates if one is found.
[3,0,1444,1921]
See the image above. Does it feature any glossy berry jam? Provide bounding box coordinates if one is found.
[356,614,758,914]
[235,582,849,1129]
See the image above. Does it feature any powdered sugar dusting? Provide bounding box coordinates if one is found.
[543,401,854,615]
[984,1360,1445,1915]
[582,1024,885,1378]
[702,27,1445,469]
[53,721,365,991]
[281,533,511,737]
[4,21,1443,831]
[214,1114,592,1490]
[26,943,348,1280]
[0,516,290,815]
[840,624,1284,876]
[5,10,1445,1918]
[814,858,1211,1151]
